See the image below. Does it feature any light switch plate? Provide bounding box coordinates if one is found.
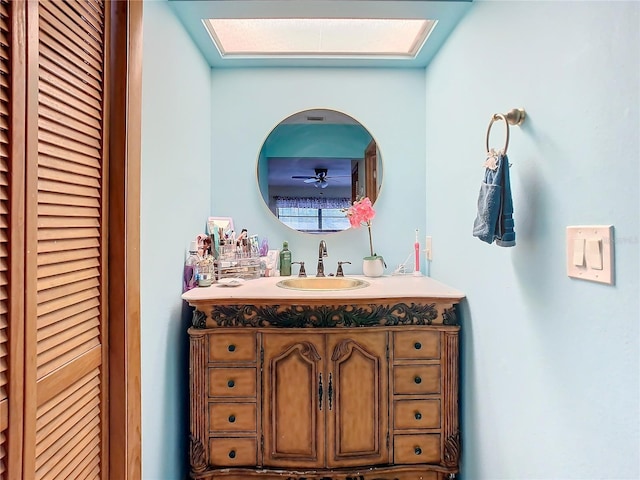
[566,225,614,285]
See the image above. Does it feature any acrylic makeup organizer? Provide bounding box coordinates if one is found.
[216,244,261,280]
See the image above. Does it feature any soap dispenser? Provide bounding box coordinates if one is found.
[279,241,292,276]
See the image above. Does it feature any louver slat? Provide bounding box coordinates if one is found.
[38,247,100,266]
[38,237,100,254]
[39,165,101,187]
[38,191,100,208]
[34,0,105,477]
[37,227,100,241]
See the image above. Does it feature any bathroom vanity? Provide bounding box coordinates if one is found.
[182,275,464,480]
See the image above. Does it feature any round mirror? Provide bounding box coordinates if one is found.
[257,109,382,234]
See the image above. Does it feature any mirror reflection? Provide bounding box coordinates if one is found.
[257,109,382,234]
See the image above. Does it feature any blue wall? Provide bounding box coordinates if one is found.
[424,2,639,479]
[140,1,639,479]
[210,68,427,274]
[141,2,212,479]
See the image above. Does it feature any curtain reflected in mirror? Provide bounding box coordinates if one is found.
[257,109,382,234]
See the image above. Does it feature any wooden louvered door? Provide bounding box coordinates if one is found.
[22,1,109,478]
[1,0,28,478]
[0,1,141,479]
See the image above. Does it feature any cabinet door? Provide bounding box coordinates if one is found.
[326,331,389,467]
[262,333,325,468]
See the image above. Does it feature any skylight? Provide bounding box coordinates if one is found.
[202,18,437,59]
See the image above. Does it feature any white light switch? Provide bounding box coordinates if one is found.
[572,238,585,266]
[585,238,603,270]
[566,225,614,285]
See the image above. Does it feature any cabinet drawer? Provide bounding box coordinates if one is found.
[209,437,256,466]
[394,365,440,395]
[209,367,256,397]
[210,403,256,432]
[394,331,440,360]
[209,334,256,363]
[394,399,440,430]
[394,434,440,464]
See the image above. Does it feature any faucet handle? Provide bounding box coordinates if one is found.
[292,261,307,277]
[336,261,351,277]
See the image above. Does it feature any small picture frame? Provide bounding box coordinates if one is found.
[208,216,235,248]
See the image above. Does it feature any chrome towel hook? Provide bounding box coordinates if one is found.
[486,108,526,154]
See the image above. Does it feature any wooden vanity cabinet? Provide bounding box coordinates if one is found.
[185,284,462,480]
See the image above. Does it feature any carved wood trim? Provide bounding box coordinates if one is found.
[300,341,322,363]
[195,303,445,329]
[190,333,208,472]
[442,331,460,468]
[192,309,207,328]
[189,435,207,474]
[442,305,458,326]
[280,341,322,363]
[331,339,355,362]
[444,430,461,469]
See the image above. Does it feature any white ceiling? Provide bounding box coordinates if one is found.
[168,0,473,69]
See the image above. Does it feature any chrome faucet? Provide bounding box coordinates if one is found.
[316,240,328,277]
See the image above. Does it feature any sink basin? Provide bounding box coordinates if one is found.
[276,277,370,291]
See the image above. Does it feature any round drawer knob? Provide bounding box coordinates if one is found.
[228,450,236,459]
[228,344,236,352]
[228,415,236,423]
[414,412,422,420]
[414,342,422,350]
[227,380,235,388]
[414,447,422,455]
[414,376,422,384]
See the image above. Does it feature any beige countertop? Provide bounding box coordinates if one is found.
[181,274,465,303]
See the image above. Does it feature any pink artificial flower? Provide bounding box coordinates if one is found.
[345,197,377,256]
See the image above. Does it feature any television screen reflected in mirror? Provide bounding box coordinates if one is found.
[257,109,382,234]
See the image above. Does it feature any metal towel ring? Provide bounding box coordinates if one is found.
[486,114,510,154]
[485,108,526,154]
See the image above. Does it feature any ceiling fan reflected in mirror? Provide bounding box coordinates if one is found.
[291,168,348,189]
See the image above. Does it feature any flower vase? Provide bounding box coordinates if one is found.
[362,255,385,277]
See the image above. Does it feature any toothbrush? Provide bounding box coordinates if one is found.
[414,229,421,276]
